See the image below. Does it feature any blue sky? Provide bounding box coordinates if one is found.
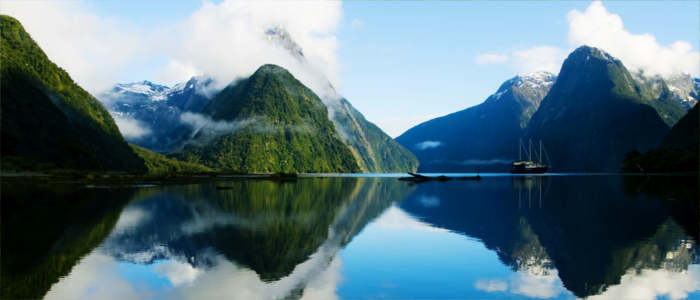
[3,0,699,137]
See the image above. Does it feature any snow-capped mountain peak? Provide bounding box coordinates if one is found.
[264,26,305,61]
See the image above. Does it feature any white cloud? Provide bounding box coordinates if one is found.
[168,0,343,96]
[349,18,365,31]
[474,279,508,292]
[586,265,700,300]
[509,271,563,298]
[112,115,152,139]
[1,0,344,99]
[567,1,700,77]
[512,46,567,75]
[475,1,698,78]
[415,140,443,150]
[1,1,150,94]
[475,53,510,64]
[475,271,565,299]
[44,252,152,300]
[153,260,203,287]
[113,207,151,232]
[377,113,446,138]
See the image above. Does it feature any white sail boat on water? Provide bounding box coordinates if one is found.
[510,139,550,174]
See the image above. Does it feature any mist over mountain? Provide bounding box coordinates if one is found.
[264,26,418,172]
[98,76,216,152]
[0,15,145,172]
[170,64,360,173]
[97,26,416,173]
[396,72,556,172]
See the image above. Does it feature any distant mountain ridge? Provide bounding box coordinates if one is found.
[396,71,556,172]
[98,76,215,152]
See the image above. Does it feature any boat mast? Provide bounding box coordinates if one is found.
[528,139,532,161]
[539,140,542,163]
[519,139,522,161]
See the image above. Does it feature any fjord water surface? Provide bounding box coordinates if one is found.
[1,175,698,299]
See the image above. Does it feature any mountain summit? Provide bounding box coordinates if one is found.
[171,64,360,173]
[396,71,556,171]
[525,45,669,171]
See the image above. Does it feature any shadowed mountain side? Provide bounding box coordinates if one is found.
[397,72,555,172]
[0,183,135,299]
[622,104,699,172]
[525,46,669,171]
[399,176,697,298]
[0,15,145,172]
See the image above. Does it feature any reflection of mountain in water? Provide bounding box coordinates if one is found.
[0,183,134,299]
[101,177,413,287]
[399,175,698,298]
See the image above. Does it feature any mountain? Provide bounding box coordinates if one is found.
[330,98,418,172]
[265,27,418,173]
[130,144,212,174]
[170,64,360,173]
[631,72,689,126]
[98,76,215,152]
[0,15,145,172]
[525,46,670,172]
[661,103,699,149]
[621,103,698,173]
[396,71,556,172]
[660,73,699,110]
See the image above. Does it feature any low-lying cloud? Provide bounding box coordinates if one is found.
[112,115,152,139]
[179,112,258,145]
[415,140,443,150]
[179,112,316,146]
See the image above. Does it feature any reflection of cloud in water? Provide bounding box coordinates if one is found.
[153,260,203,286]
[474,271,564,299]
[510,271,563,298]
[113,207,150,232]
[44,252,154,300]
[44,249,345,300]
[373,205,449,233]
[419,195,440,207]
[474,279,507,292]
[585,265,700,300]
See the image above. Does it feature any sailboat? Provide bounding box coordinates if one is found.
[510,139,549,174]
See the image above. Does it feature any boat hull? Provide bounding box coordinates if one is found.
[510,167,548,174]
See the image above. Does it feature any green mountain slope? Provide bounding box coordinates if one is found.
[130,144,212,174]
[171,64,359,173]
[331,98,418,172]
[0,15,145,172]
[525,46,669,171]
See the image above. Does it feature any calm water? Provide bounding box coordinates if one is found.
[1,175,698,300]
